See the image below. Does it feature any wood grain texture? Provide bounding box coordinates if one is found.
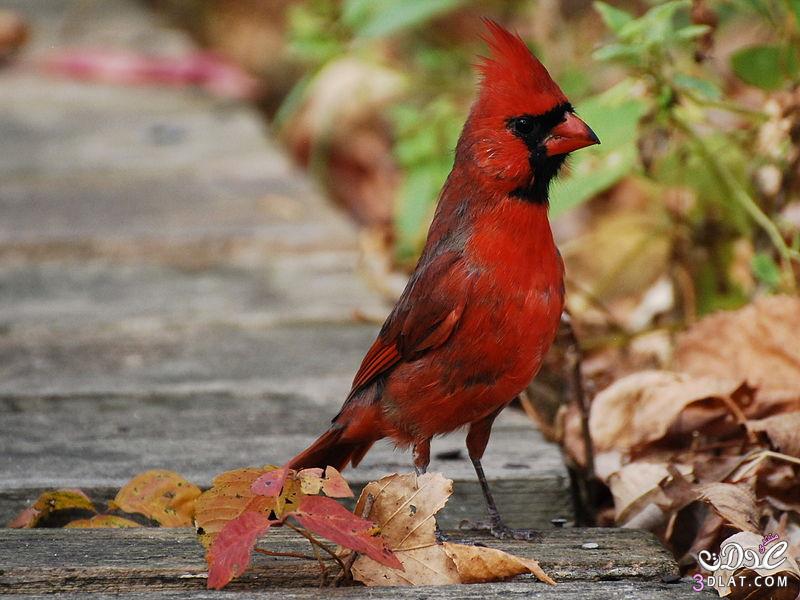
[0,391,572,528]
[0,580,714,599]
[0,528,681,594]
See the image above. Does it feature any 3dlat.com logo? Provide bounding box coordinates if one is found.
[691,533,792,593]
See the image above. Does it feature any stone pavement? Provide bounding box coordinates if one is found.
[0,1,705,597]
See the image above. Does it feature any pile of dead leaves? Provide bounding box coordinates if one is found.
[197,467,554,588]
[563,295,800,598]
[9,467,553,589]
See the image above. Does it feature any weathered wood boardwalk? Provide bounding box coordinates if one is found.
[0,1,709,597]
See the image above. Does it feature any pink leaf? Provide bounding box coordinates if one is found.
[322,466,353,498]
[207,511,272,589]
[292,496,402,570]
[251,468,288,497]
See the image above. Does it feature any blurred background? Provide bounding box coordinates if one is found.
[132,0,800,330]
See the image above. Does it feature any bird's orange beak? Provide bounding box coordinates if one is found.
[544,112,600,157]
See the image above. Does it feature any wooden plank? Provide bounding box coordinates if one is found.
[0,528,682,594]
[0,254,387,329]
[0,392,572,528]
[0,580,712,599]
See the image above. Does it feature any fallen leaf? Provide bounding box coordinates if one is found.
[350,472,554,586]
[698,483,760,533]
[251,468,287,497]
[747,413,800,457]
[351,472,457,586]
[607,462,672,524]
[353,543,460,586]
[355,472,452,549]
[589,370,744,451]
[294,466,353,498]
[322,466,353,498]
[8,489,96,528]
[444,542,555,585]
[674,296,800,392]
[65,515,141,528]
[291,495,401,569]
[206,511,272,590]
[195,467,276,547]
[297,468,325,495]
[110,470,201,527]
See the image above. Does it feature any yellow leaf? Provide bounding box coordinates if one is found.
[65,515,141,528]
[111,469,201,527]
[8,489,95,528]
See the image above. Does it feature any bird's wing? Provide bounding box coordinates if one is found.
[349,251,470,395]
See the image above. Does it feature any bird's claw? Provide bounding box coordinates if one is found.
[457,518,540,541]
[489,524,541,541]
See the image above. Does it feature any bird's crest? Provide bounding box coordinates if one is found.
[476,19,567,118]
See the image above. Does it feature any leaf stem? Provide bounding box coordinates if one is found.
[285,520,350,579]
[253,547,334,561]
[334,493,376,586]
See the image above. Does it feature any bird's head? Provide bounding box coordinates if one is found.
[460,19,599,202]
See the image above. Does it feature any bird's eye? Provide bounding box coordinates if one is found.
[512,117,535,135]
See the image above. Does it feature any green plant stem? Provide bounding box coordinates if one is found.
[671,114,799,285]
[681,88,769,121]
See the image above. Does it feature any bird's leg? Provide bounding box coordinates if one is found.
[467,404,539,541]
[412,438,431,475]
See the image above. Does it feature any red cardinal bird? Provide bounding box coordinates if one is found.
[289,20,598,538]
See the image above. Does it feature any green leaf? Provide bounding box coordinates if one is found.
[593,43,643,64]
[731,44,800,90]
[675,24,711,40]
[354,0,465,39]
[593,1,634,34]
[395,164,448,260]
[789,0,800,26]
[674,73,722,100]
[751,252,781,290]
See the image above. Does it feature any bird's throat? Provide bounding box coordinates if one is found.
[510,152,567,204]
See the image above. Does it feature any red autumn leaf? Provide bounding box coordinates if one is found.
[206,511,272,589]
[251,468,288,497]
[322,466,353,498]
[290,495,402,570]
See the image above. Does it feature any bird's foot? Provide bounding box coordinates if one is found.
[457,518,540,541]
[489,523,540,541]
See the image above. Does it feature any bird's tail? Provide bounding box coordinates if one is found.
[287,426,374,472]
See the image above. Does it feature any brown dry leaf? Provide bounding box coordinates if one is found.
[355,472,451,548]
[8,489,96,528]
[350,472,555,586]
[65,515,141,528]
[110,470,201,527]
[589,370,743,451]
[608,462,692,524]
[698,483,760,533]
[711,531,800,599]
[194,467,276,547]
[351,472,457,586]
[444,542,555,585]
[747,414,800,457]
[674,296,800,391]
